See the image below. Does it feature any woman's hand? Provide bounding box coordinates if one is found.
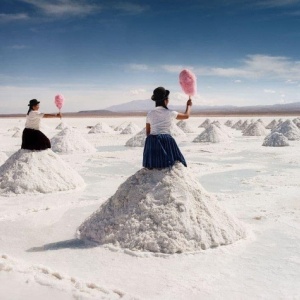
[57,112,62,118]
[187,99,192,107]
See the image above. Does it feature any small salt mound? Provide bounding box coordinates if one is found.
[224,120,233,127]
[114,122,129,131]
[242,121,268,136]
[266,119,278,130]
[272,119,300,140]
[193,124,229,143]
[176,120,195,133]
[77,163,246,254]
[0,149,85,195]
[240,120,252,132]
[292,118,300,128]
[8,126,22,132]
[120,122,140,135]
[231,120,243,130]
[125,128,146,147]
[12,129,22,138]
[55,122,68,130]
[257,119,266,127]
[199,119,211,128]
[262,132,289,147]
[89,122,114,134]
[0,152,8,165]
[169,123,186,137]
[51,127,96,154]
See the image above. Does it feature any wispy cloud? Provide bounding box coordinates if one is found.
[255,0,300,8]
[130,88,146,95]
[113,2,149,14]
[0,13,29,22]
[264,89,276,93]
[21,0,101,18]
[128,64,151,71]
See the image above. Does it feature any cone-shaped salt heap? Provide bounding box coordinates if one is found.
[170,123,186,136]
[89,122,114,134]
[12,129,22,138]
[0,152,8,165]
[292,118,300,128]
[0,149,85,195]
[243,121,268,136]
[55,122,68,130]
[257,119,266,127]
[266,119,278,130]
[78,163,246,254]
[224,120,233,127]
[125,128,146,147]
[176,120,196,133]
[262,132,289,147]
[272,120,300,140]
[240,120,252,132]
[114,122,129,132]
[120,122,140,135]
[51,127,96,154]
[199,119,211,128]
[232,120,243,130]
[193,124,229,143]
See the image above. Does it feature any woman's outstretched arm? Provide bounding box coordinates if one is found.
[176,99,192,120]
[43,112,62,118]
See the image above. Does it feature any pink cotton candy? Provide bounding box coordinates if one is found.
[54,94,64,110]
[179,69,197,97]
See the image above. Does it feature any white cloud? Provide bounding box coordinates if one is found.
[21,0,100,17]
[130,88,146,95]
[264,89,276,93]
[234,79,242,83]
[0,13,29,22]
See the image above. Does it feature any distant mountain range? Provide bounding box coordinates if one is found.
[101,99,300,115]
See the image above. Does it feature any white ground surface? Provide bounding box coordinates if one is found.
[0,116,299,300]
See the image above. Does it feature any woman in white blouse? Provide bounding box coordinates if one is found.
[143,87,192,169]
[21,99,61,150]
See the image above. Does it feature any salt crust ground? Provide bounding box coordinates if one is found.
[78,163,246,254]
[0,149,85,195]
[0,116,300,299]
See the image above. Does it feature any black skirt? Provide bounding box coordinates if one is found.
[21,128,51,151]
[143,134,187,169]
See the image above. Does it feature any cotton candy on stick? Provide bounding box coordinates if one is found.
[54,94,64,119]
[179,69,197,99]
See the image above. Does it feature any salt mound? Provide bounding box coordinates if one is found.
[199,119,211,128]
[266,119,278,130]
[0,152,8,165]
[8,126,22,132]
[125,128,146,147]
[292,118,300,128]
[240,120,252,132]
[170,123,186,136]
[193,124,229,143]
[12,129,22,138]
[114,122,129,131]
[272,120,300,140]
[243,121,268,136]
[176,120,196,133]
[77,163,246,254]
[232,120,243,130]
[0,149,85,195]
[262,132,289,147]
[89,122,113,134]
[120,122,140,135]
[55,122,68,130]
[224,120,233,127]
[51,127,96,154]
[257,119,266,127]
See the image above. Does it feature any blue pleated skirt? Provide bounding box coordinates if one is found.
[143,134,187,169]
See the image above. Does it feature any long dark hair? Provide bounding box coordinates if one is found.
[155,98,168,109]
[27,106,33,115]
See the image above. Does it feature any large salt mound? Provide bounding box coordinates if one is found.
[51,127,96,154]
[0,152,8,165]
[0,149,85,195]
[120,122,140,135]
[176,120,196,133]
[89,122,113,134]
[77,163,246,254]
[243,121,268,136]
[125,128,146,147]
[266,119,278,130]
[193,124,229,143]
[272,120,300,140]
[199,119,211,128]
[262,132,289,147]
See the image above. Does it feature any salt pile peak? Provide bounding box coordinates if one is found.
[242,121,268,136]
[51,127,96,154]
[176,120,196,133]
[231,120,243,130]
[12,130,22,138]
[89,122,114,134]
[0,149,85,195]
[125,128,146,147]
[224,120,233,127]
[120,122,140,135]
[193,124,229,143]
[262,132,289,147]
[240,120,252,132]
[199,119,211,128]
[77,163,246,254]
[266,119,278,130]
[55,122,68,130]
[272,119,300,140]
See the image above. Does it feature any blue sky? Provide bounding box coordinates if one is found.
[1,0,300,113]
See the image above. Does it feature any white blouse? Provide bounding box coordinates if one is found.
[25,111,44,130]
[146,107,178,135]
